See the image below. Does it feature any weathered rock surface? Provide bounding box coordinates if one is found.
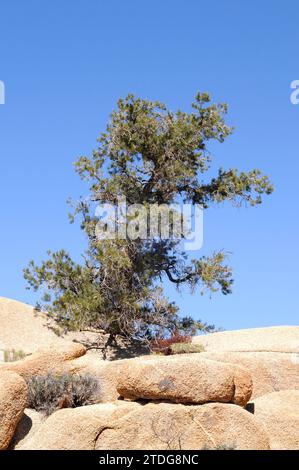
[19,401,270,450]
[200,351,299,399]
[10,408,45,449]
[0,370,28,449]
[0,297,65,355]
[252,390,299,450]
[0,342,86,380]
[96,402,270,450]
[0,298,296,451]
[18,402,140,450]
[68,354,123,402]
[69,347,299,404]
[117,355,252,406]
[193,325,299,353]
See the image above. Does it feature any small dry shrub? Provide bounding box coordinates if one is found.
[202,443,236,450]
[3,349,26,362]
[27,373,100,416]
[150,333,192,355]
[170,342,205,355]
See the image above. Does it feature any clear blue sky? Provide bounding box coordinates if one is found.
[0,0,298,330]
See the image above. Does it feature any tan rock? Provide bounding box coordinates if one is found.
[252,390,299,450]
[117,355,252,406]
[95,402,270,450]
[68,354,123,402]
[192,325,299,353]
[200,351,299,399]
[0,339,119,405]
[18,402,141,450]
[0,342,86,380]
[0,297,66,355]
[10,409,45,449]
[52,345,299,404]
[0,370,28,449]
[19,401,269,450]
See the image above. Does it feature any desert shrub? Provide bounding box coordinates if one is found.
[170,342,205,355]
[3,349,26,362]
[150,333,192,355]
[215,444,236,450]
[202,443,236,450]
[27,373,100,416]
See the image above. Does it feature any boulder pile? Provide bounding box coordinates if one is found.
[17,402,270,451]
[0,297,298,450]
[0,341,286,450]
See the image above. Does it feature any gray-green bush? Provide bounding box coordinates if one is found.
[170,343,205,355]
[3,349,26,362]
[27,373,100,416]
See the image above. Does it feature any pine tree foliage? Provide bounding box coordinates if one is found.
[24,93,273,343]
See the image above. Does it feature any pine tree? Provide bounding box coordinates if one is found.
[24,92,273,345]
